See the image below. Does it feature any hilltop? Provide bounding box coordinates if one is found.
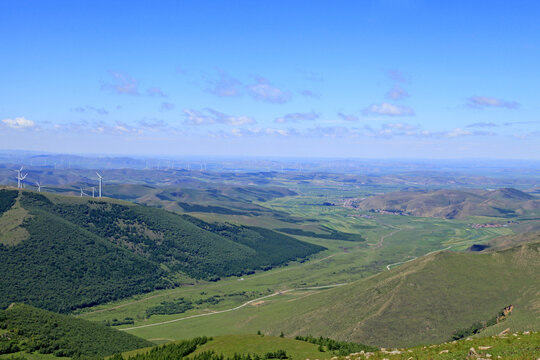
[350,187,540,219]
[0,188,324,313]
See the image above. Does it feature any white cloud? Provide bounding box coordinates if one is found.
[147,87,167,97]
[246,77,291,104]
[275,112,319,123]
[230,127,292,137]
[362,103,415,116]
[183,108,255,126]
[467,96,519,109]
[160,102,175,111]
[337,112,359,122]
[386,86,409,100]
[445,128,472,137]
[206,70,243,97]
[73,106,109,115]
[2,117,35,129]
[101,72,139,95]
[387,70,407,83]
[466,122,498,128]
[299,89,321,99]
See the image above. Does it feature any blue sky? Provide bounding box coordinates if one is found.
[1,1,539,158]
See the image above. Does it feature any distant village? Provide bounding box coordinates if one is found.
[368,208,410,216]
[470,221,518,229]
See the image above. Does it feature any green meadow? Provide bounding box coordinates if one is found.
[77,192,522,345]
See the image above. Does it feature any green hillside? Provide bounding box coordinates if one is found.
[0,303,151,359]
[123,237,540,348]
[263,237,540,347]
[0,189,324,313]
[114,332,540,360]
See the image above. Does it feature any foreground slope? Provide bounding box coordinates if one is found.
[0,189,324,312]
[125,236,540,348]
[270,237,540,347]
[0,304,151,359]
[115,332,540,360]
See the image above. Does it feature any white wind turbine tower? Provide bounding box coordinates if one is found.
[14,166,23,188]
[96,172,103,197]
[20,172,28,189]
[92,187,95,198]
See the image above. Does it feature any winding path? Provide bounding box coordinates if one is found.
[119,283,347,331]
[385,245,455,270]
[375,225,402,248]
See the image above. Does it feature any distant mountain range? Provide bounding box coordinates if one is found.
[350,188,540,219]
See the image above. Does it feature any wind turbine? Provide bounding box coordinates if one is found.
[96,172,102,197]
[80,186,85,197]
[20,172,27,189]
[92,187,95,198]
[14,166,23,188]
[35,180,41,192]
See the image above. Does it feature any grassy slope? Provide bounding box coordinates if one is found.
[120,335,325,360]
[124,238,540,348]
[0,304,151,359]
[190,335,323,359]
[268,238,540,347]
[0,194,29,246]
[132,332,540,360]
[337,331,540,359]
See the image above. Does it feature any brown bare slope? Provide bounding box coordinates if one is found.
[352,188,540,218]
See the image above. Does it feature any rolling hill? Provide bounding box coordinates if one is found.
[128,236,540,348]
[263,236,540,347]
[0,188,324,313]
[0,303,151,359]
[350,187,540,219]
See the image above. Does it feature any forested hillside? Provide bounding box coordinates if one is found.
[0,189,324,313]
[0,303,151,359]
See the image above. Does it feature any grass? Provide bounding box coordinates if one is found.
[75,191,537,348]
[23,182,532,348]
[177,335,324,360]
[114,239,540,348]
[0,352,69,360]
[0,194,30,246]
[117,332,540,360]
[333,331,540,359]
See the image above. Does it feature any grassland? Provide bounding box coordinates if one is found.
[4,176,539,350]
[332,331,540,359]
[116,332,540,360]
[76,189,538,348]
[0,194,29,246]
[119,335,326,360]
